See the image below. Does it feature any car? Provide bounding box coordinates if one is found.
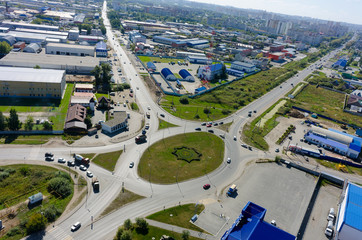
[58,158,66,163]
[253,110,257,113]
[248,146,252,151]
[129,162,134,168]
[248,113,252,117]
[86,171,93,178]
[67,160,75,167]
[233,136,237,141]
[227,157,231,164]
[79,165,87,171]
[275,148,279,153]
[203,184,210,190]
[201,122,206,126]
[195,127,201,131]
[45,157,54,161]
[145,123,150,130]
[327,208,335,221]
[142,129,147,135]
[160,113,165,118]
[206,123,212,127]
[45,152,53,157]
[147,106,151,110]
[213,123,218,126]
[241,144,248,148]
[325,220,334,237]
[95,134,99,139]
[219,134,225,139]
[71,222,81,232]
[219,121,224,125]
[208,129,214,133]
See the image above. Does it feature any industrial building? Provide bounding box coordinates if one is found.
[68,29,79,41]
[268,52,285,61]
[46,43,95,57]
[75,84,93,93]
[0,35,15,46]
[1,21,60,31]
[0,31,67,44]
[95,41,108,57]
[221,202,295,240]
[270,44,284,52]
[153,36,186,47]
[101,111,128,134]
[336,182,362,240]
[64,104,87,133]
[146,61,157,71]
[176,51,206,58]
[0,52,101,74]
[231,61,256,73]
[226,68,244,77]
[187,56,209,64]
[186,39,209,49]
[0,67,66,98]
[161,68,177,81]
[179,69,195,82]
[197,63,223,81]
[128,30,146,44]
[23,43,41,53]
[78,35,104,45]
[304,126,362,159]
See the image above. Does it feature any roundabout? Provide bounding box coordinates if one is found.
[137,132,224,184]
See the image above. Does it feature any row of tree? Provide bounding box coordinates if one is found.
[0,109,52,131]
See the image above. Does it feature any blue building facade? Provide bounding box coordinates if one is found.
[96,41,107,57]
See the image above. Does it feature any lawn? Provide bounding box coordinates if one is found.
[158,119,179,130]
[95,93,109,99]
[0,135,58,145]
[138,56,184,64]
[138,132,224,184]
[100,189,144,218]
[0,84,73,131]
[147,204,205,232]
[292,84,362,127]
[124,225,202,240]
[92,150,123,172]
[0,164,73,240]
[160,67,295,121]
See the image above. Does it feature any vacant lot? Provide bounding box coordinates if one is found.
[138,132,224,184]
[292,84,362,127]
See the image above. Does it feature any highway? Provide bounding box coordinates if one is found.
[0,2,355,239]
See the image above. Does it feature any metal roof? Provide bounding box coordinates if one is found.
[311,126,353,145]
[96,41,107,50]
[307,133,349,153]
[232,61,255,68]
[343,183,362,231]
[161,68,174,78]
[0,67,65,83]
[179,69,191,79]
[46,42,95,50]
[103,111,128,128]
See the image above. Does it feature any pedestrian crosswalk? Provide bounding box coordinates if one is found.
[47,226,73,240]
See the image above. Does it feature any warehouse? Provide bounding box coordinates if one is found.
[197,63,223,81]
[161,68,177,81]
[0,67,66,98]
[336,182,362,240]
[46,43,95,57]
[147,61,157,71]
[186,39,209,49]
[78,35,104,45]
[0,52,100,74]
[1,21,59,31]
[226,68,244,77]
[68,29,79,41]
[176,51,206,58]
[95,41,107,57]
[179,69,195,82]
[231,61,256,73]
[0,35,15,46]
[304,126,361,159]
[153,36,186,47]
[23,43,41,53]
[0,31,67,44]
[187,56,209,64]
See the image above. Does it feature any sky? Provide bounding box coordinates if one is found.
[190,0,362,25]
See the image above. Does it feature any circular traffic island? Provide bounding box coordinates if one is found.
[138,132,224,184]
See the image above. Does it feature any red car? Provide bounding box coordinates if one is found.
[206,123,212,127]
[203,184,210,190]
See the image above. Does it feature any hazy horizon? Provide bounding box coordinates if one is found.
[189,0,362,25]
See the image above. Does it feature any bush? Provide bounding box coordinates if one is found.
[222,109,231,115]
[203,107,211,114]
[53,171,71,180]
[44,204,61,222]
[4,168,16,174]
[123,219,133,230]
[19,166,30,176]
[0,171,9,181]
[135,218,148,234]
[26,213,47,234]
[194,114,200,119]
[47,177,72,198]
[114,227,123,240]
[122,83,130,89]
[6,226,22,237]
[179,96,189,104]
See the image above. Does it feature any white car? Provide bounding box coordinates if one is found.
[129,162,134,168]
[79,165,87,171]
[147,106,151,110]
[71,222,81,232]
[86,171,93,178]
[227,158,231,164]
[58,158,66,163]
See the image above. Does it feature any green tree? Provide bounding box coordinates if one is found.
[182,230,190,240]
[120,231,132,240]
[25,213,47,234]
[42,121,53,130]
[101,63,112,91]
[43,205,61,222]
[123,219,133,230]
[135,218,148,234]
[47,177,72,198]
[203,107,211,114]
[7,108,22,131]
[114,227,123,240]
[179,96,189,104]
[91,65,102,90]
[84,117,92,129]
[34,65,41,69]
[24,116,34,131]
[0,41,11,55]
[0,111,6,131]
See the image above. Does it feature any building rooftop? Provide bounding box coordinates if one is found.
[0,66,64,83]
[232,61,255,68]
[66,104,86,123]
[103,111,128,128]
[1,21,59,31]
[47,42,95,50]
[75,84,94,89]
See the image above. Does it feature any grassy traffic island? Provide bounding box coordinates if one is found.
[138,132,224,184]
[0,165,76,240]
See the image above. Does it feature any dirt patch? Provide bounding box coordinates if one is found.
[66,75,94,83]
[141,75,163,102]
[258,100,286,127]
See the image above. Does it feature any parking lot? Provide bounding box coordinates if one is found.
[220,162,316,236]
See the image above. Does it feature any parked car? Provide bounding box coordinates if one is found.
[275,148,279,153]
[195,128,201,131]
[58,158,66,163]
[79,165,87,171]
[45,157,54,161]
[241,144,248,148]
[327,208,335,221]
[129,162,134,168]
[67,160,75,167]
[45,152,53,157]
[86,171,93,178]
[227,158,231,164]
[203,184,210,190]
[71,222,81,232]
[160,113,165,118]
[201,122,206,126]
[234,136,237,141]
[208,129,214,133]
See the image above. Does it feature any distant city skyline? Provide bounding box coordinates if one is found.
[190,0,362,25]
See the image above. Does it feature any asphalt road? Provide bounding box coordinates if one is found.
[1,2,355,239]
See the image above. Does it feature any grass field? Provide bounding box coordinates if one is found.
[158,119,179,130]
[0,164,73,240]
[292,85,362,127]
[0,135,58,145]
[100,189,144,218]
[92,150,123,172]
[95,93,109,99]
[138,56,184,64]
[138,132,224,184]
[122,225,202,240]
[147,204,205,232]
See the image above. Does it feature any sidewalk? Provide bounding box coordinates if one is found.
[146,219,216,240]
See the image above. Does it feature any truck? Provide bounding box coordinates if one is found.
[227,184,237,196]
[92,178,100,192]
[74,154,90,166]
[135,135,147,144]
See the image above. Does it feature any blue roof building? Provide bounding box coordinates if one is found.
[195,86,206,94]
[153,36,186,47]
[187,56,209,64]
[147,61,156,71]
[96,41,107,57]
[222,202,295,240]
[179,69,195,82]
[226,68,244,77]
[161,68,176,81]
[332,58,347,69]
[197,63,223,81]
[336,183,362,240]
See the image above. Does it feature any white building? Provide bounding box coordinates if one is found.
[101,111,128,134]
[46,43,95,57]
[231,61,256,73]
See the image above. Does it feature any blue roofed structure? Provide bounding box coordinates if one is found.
[197,63,223,81]
[336,182,362,240]
[222,202,295,240]
[332,58,347,69]
[161,68,176,81]
[95,41,107,57]
[179,69,195,82]
[195,86,206,94]
[147,61,156,71]
[226,68,244,77]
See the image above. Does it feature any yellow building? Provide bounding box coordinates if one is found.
[0,67,66,98]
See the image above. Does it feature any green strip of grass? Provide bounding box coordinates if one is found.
[131,102,139,111]
[92,150,123,172]
[158,119,179,130]
[147,204,205,232]
[0,135,57,145]
[130,225,203,240]
[81,153,96,160]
